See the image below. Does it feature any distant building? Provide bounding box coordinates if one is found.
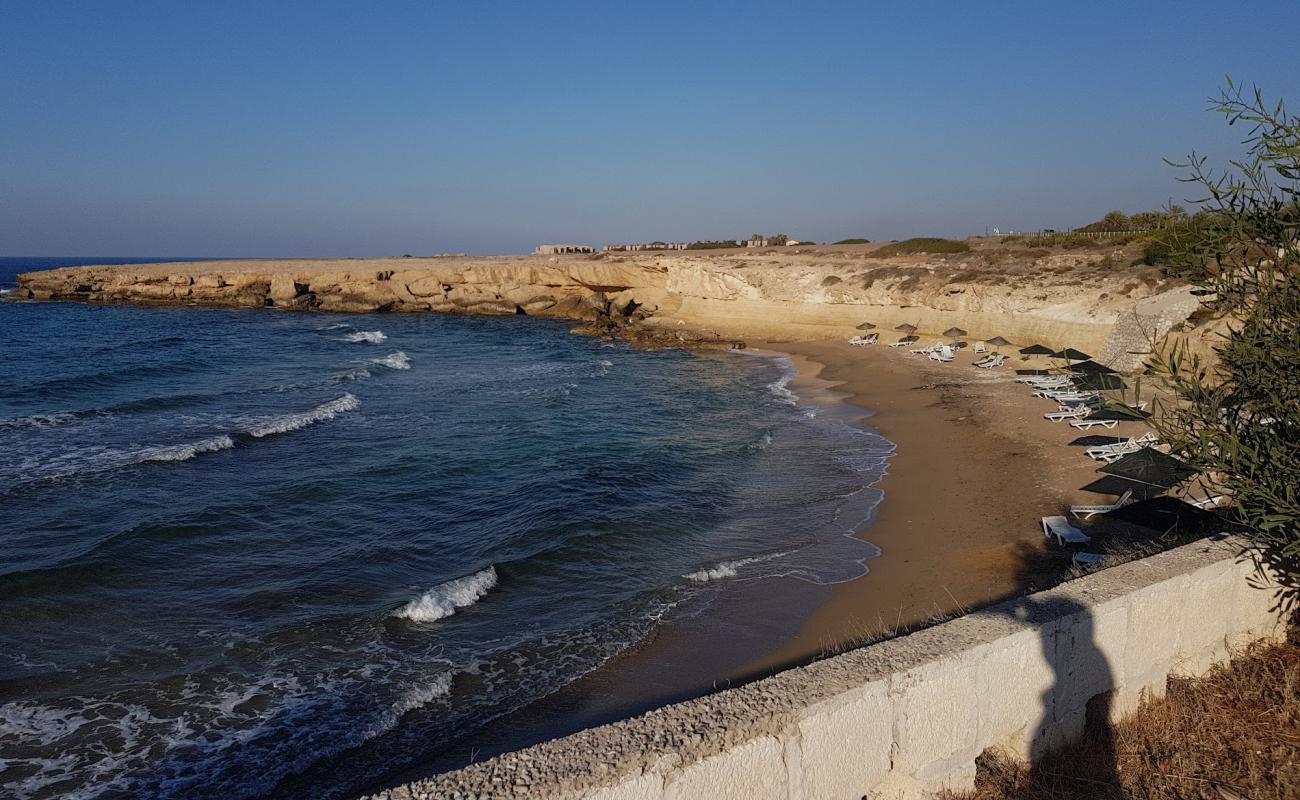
[533,244,595,255]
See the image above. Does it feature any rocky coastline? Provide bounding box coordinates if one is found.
[11,244,1206,369]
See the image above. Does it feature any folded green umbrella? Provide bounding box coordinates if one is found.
[1051,348,1093,361]
[1097,449,1198,488]
[1068,360,1118,375]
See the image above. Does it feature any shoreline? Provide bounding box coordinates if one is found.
[736,338,1150,674]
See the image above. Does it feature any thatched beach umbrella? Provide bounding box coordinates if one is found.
[855,322,877,330]
[987,336,1012,347]
[943,326,968,338]
[894,323,918,333]
[1019,344,1054,356]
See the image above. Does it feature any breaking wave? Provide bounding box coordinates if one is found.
[245,395,360,439]
[335,368,371,383]
[766,373,798,405]
[135,435,235,464]
[341,331,386,344]
[393,566,498,623]
[684,552,792,584]
[370,352,411,370]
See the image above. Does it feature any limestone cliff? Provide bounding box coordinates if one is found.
[11,243,1200,371]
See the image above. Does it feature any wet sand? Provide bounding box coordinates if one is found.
[742,339,1150,673]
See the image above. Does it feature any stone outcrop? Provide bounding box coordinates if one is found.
[11,248,1200,367]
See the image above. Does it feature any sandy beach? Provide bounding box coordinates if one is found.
[740,338,1152,674]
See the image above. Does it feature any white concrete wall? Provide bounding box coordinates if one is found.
[366,540,1285,800]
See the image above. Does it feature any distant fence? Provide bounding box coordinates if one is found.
[994,229,1158,239]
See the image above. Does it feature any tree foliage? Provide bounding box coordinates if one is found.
[1149,80,1300,605]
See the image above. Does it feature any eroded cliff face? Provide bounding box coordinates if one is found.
[12,248,1197,368]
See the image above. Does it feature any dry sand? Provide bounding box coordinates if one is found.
[739,339,1152,674]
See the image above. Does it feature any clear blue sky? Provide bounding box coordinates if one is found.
[2,1,1296,256]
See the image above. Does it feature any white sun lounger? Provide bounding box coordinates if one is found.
[972,341,986,353]
[1085,434,1157,461]
[929,345,955,363]
[1045,406,1091,422]
[1035,390,1098,403]
[848,333,878,346]
[888,337,918,348]
[1069,489,1134,519]
[1042,515,1090,546]
[1070,418,1120,430]
[1019,375,1071,385]
[974,353,1007,369]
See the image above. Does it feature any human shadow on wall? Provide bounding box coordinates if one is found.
[973,549,1124,799]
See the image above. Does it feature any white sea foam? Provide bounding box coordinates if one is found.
[766,372,798,405]
[747,431,773,451]
[684,551,793,583]
[245,394,360,438]
[394,566,498,622]
[370,351,411,370]
[135,435,235,464]
[341,331,386,343]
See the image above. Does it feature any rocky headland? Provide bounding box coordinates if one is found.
[12,241,1206,370]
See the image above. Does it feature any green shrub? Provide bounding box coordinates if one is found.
[870,237,970,256]
[833,237,872,245]
[1138,214,1232,277]
[686,240,742,250]
[1148,81,1300,602]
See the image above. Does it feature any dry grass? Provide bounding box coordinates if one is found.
[942,636,1300,800]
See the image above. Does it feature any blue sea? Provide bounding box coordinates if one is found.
[0,258,892,799]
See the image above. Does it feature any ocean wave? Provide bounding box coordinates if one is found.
[335,368,371,383]
[341,331,386,343]
[684,551,792,583]
[0,666,456,800]
[0,411,79,431]
[394,566,497,623]
[245,395,360,439]
[370,352,411,370]
[135,435,235,464]
[0,394,215,432]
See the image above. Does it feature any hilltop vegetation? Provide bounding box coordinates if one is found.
[869,237,971,256]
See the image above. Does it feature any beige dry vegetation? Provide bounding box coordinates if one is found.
[942,636,1300,800]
